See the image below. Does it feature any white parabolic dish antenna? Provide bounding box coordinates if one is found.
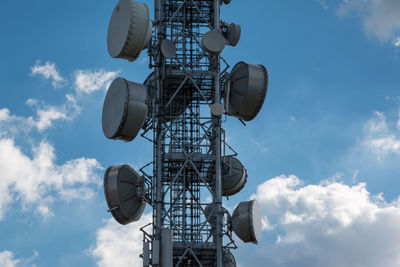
[102,77,148,142]
[104,165,146,225]
[231,200,262,243]
[107,0,153,62]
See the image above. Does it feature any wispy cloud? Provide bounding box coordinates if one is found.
[250,138,268,153]
[73,69,119,94]
[318,0,329,10]
[336,0,400,44]
[0,250,38,267]
[361,110,400,160]
[30,61,65,88]
[27,61,119,131]
[26,95,80,131]
[393,37,400,47]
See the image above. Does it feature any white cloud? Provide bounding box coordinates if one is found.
[244,175,400,267]
[0,97,80,133]
[0,108,35,137]
[0,137,102,220]
[26,95,80,131]
[0,62,115,220]
[337,0,400,43]
[397,109,400,130]
[0,251,20,267]
[393,37,400,47]
[0,250,39,267]
[250,138,268,153]
[90,214,152,267]
[318,0,329,10]
[28,61,119,131]
[361,110,400,159]
[30,61,65,88]
[73,69,119,94]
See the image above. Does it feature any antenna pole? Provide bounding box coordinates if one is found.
[212,1,223,266]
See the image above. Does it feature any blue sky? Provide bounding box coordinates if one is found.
[0,0,400,266]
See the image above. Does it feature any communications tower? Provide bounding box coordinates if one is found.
[101,1,268,266]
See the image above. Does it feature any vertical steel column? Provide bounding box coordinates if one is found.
[154,0,163,264]
[212,1,223,266]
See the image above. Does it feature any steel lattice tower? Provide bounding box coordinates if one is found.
[102,0,267,266]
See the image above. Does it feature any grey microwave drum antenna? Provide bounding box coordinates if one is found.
[104,165,146,225]
[225,23,241,47]
[201,30,226,54]
[102,77,148,142]
[221,156,247,196]
[161,39,176,59]
[223,249,237,267]
[225,62,268,121]
[107,0,153,62]
[208,156,247,196]
[231,200,262,244]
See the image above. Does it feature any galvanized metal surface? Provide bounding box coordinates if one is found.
[103,165,146,225]
[102,77,148,142]
[107,0,152,61]
[225,62,268,121]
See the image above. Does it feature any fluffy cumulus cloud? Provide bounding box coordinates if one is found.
[0,251,21,267]
[0,61,112,220]
[90,214,152,267]
[244,175,400,267]
[361,110,400,160]
[73,69,119,94]
[0,137,102,219]
[30,61,65,88]
[336,0,400,44]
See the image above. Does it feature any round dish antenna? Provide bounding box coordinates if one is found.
[225,62,268,121]
[104,165,146,225]
[231,200,262,244]
[221,156,247,196]
[225,23,241,47]
[201,31,226,54]
[223,249,237,267]
[161,39,177,59]
[107,0,153,62]
[102,77,148,142]
[207,156,247,196]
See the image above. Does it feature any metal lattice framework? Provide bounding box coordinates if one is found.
[139,1,235,266]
